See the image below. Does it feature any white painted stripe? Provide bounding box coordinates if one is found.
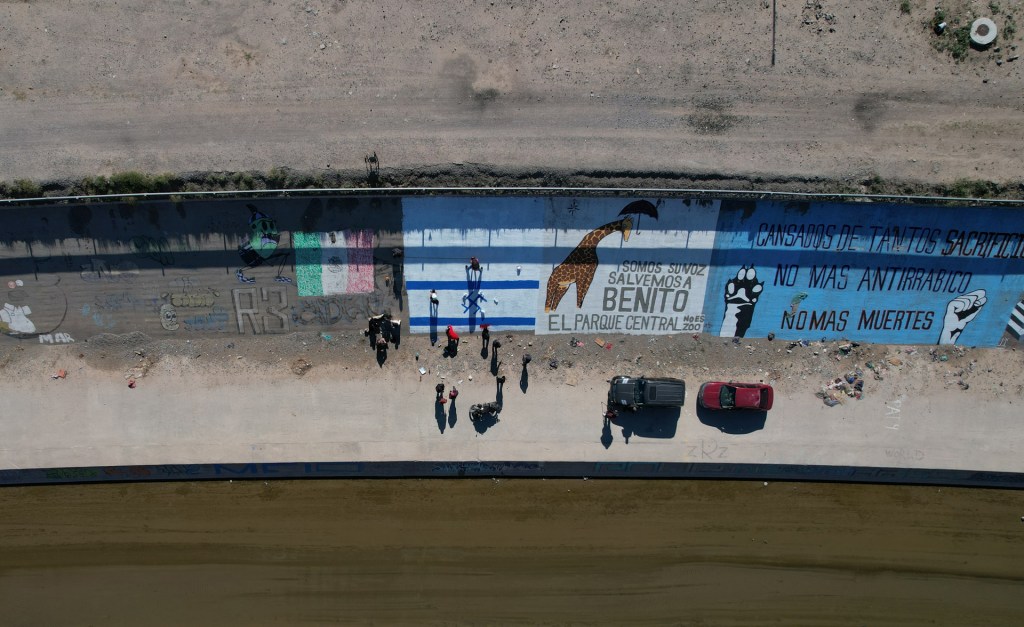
[1007,318,1024,338]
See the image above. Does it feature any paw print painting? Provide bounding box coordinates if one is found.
[719,266,764,338]
[938,289,986,345]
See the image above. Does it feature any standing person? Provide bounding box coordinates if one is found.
[468,256,481,272]
[446,325,460,356]
[435,383,446,403]
[522,353,532,367]
[495,372,506,409]
[429,289,440,306]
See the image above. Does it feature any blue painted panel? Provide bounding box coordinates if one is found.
[403,197,549,333]
[406,280,540,290]
[704,200,1024,346]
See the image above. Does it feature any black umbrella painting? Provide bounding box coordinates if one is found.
[618,199,660,231]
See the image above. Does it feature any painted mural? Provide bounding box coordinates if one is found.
[0,197,402,342]
[1,195,1022,347]
[293,229,375,296]
[704,199,1024,346]
[403,197,545,335]
[402,197,717,336]
[538,198,717,335]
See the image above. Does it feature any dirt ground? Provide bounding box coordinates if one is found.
[6,323,1020,413]
[1,479,1023,626]
[1,0,1023,190]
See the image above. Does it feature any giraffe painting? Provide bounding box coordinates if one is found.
[544,216,633,312]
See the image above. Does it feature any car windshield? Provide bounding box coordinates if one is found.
[718,385,736,409]
[634,379,646,404]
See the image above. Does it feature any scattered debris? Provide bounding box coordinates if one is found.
[291,358,313,376]
[816,367,866,406]
[127,378,137,389]
[51,369,67,380]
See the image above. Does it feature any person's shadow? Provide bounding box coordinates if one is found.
[376,347,387,368]
[601,416,613,449]
[519,365,529,393]
[435,400,447,434]
[480,343,489,360]
[390,320,401,350]
[391,259,404,312]
[496,383,505,408]
[447,399,458,429]
[490,353,500,376]
[429,302,439,346]
[472,411,499,434]
[444,340,459,358]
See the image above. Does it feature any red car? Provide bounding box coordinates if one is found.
[698,382,774,411]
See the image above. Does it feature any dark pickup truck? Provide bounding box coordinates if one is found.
[608,376,686,410]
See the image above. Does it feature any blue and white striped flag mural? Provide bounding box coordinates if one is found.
[403,197,546,334]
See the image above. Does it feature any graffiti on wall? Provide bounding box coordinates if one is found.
[183,307,231,332]
[233,287,290,334]
[155,276,224,332]
[1,277,71,342]
[161,276,219,308]
[705,201,1024,346]
[236,204,292,284]
[80,259,139,282]
[291,293,386,326]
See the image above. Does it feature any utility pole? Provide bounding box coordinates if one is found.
[771,0,777,66]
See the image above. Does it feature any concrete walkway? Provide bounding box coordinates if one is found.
[1,353,1020,478]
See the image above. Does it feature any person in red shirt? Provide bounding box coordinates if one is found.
[445,325,460,357]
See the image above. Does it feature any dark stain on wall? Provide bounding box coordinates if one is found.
[68,205,92,236]
[301,198,324,233]
[720,199,757,221]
